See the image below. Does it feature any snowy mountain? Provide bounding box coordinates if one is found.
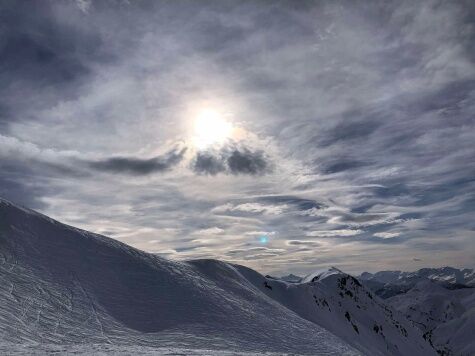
[387,280,475,356]
[240,266,436,356]
[0,197,437,355]
[0,197,357,355]
[360,267,475,287]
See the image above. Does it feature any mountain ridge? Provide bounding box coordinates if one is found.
[359,267,475,287]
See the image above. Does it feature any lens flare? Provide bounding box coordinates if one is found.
[259,236,268,244]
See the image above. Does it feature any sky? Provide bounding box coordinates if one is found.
[1,0,474,276]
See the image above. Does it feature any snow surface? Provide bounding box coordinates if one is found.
[0,198,442,355]
[0,198,359,355]
[239,266,436,356]
[387,280,475,355]
[0,343,297,355]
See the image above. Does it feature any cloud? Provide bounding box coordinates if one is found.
[0,1,108,130]
[328,212,403,227]
[86,147,186,175]
[306,229,363,237]
[373,232,400,239]
[256,195,326,211]
[226,147,270,175]
[192,152,226,175]
[0,174,51,210]
[210,196,328,229]
[191,145,272,176]
[320,159,370,174]
[226,247,286,260]
[194,227,225,235]
[0,134,77,163]
[1,0,475,276]
[212,202,287,216]
[318,119,382,148]
[286,240,321,246]
[245,231,276,236]
[75,0,92,13]
[0,134,189,181]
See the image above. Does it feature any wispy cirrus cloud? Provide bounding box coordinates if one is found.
[306,230,364,238]
[1,0,474,275]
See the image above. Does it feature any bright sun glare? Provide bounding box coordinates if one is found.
[193,109,233,149]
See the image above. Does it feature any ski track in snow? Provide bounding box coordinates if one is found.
[0,343,300,355]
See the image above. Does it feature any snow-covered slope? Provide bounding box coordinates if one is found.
[360,267,475,287]
[0,198,360,355]
[387,280,475,355]
[237,266,437,356]
[0,197,441,355]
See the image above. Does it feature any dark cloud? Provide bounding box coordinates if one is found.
[0,176,48,210]
[0,1,109,129]
[191,146,272,176]
[227,148,270,175]
[0,163,62,210]
[87,147,186,175]
[0,2,89,82]
[192,152,226,175]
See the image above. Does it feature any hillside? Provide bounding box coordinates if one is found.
[0,198,438,355]
[0,198,358,355]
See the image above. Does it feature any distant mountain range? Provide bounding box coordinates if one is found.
[356,267,475,355]
[359,267,475,287]
[387,280,474,355]
[1,197,473,355]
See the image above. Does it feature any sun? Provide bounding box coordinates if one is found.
[193,109,233,149]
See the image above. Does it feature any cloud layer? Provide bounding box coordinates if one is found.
[0,0,474,275]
